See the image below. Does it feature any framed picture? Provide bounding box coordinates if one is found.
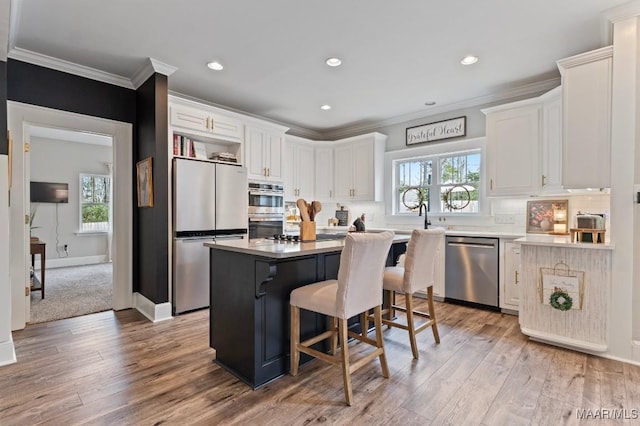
[526,199,568,234]
[136,157,154,208]
[406,116,466,146]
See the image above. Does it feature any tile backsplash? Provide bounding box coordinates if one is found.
[315,193,611,233]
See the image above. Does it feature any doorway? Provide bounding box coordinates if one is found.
[8,102,133,330]
[28,126,115,323]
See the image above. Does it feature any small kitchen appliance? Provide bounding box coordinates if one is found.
[572,213,606,243]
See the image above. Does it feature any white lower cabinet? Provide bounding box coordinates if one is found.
[502,241,521,311]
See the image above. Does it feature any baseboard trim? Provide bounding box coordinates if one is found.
[0,338,17,367]
[34,255,108,270]
[133,293,173,323]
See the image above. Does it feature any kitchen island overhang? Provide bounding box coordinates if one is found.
[204,234,410,389]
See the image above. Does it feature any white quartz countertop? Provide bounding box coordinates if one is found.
[515,234,615,250]
[204,233,410,259]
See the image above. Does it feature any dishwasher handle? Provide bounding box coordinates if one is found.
[447,241,496,249]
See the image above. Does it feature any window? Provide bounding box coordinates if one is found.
[80,174,111,232]
[395,150,481,215]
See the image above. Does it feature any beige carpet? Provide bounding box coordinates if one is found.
[29,263,113,324]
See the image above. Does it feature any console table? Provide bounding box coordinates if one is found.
[30,240,46,299]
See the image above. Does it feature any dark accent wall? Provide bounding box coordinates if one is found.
[5,59,173,306]
[7,59,136,123]
[0,61,6,155]
[134,73,169,304]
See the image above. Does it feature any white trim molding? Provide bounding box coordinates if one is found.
[133,292,173,323]
[8,47,135,89]
[131,58,178,89]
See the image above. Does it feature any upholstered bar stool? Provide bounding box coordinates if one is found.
[379,228,445,359]
[289,231,394,406]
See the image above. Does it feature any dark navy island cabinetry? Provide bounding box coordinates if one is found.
[205,235,409,388]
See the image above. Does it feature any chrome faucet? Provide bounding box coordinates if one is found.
[418,202,431,229]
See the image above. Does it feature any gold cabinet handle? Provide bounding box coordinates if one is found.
[515,270,520,284]
[490,179,493,191]
[541,175,547,187]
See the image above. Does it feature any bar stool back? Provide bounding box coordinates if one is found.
[380,228,445,359]
[289,231,394,406]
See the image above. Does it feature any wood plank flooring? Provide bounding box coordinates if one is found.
[2,300,640,425]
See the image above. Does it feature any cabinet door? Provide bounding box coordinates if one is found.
[283,141,296,200]
[170,105,210,133]
[210,113,244,143]
[333,145,353,199]
[351,140,375,200]
[561,54,612,189]
[296,144,315,200]
[246,127,266,180]
[486,105,541,196]
[265,132,283,181]
[541,94,563,191]
[503,242,521,310]
[315,147,334,200]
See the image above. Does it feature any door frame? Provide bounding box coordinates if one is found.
[8,102,133,330]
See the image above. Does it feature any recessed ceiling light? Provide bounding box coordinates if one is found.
[460,55,479,65]
[207,61,224,71]
[325,57,342,67]
[424,101,436,106]
[320,104,332,110]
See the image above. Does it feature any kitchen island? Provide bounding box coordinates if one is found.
[515,235,614,353]
[204,234,409,388]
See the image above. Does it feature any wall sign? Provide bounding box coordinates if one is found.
[406,116,466,145]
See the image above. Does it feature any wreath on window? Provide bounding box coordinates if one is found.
[549,289,573,311]
[442,185,471,211]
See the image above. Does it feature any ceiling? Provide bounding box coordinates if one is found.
[7,0,630,138]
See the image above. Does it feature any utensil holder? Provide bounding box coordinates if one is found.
[300,221,316,241]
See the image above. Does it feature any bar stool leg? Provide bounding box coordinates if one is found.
[405,294,419,359]
[290,305,300,376]
[427,286,440,344]
[330,316,338,355]
[374,305,389,378]
[339,318,353,406]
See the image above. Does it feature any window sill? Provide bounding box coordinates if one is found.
[75,231,109,236]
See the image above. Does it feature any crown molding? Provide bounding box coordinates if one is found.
[319,77,561,140]
[601,0,640,45]
[131,58,178,89]
[8,47,134,88]
[557,46,613,74]
[8,0,21,57]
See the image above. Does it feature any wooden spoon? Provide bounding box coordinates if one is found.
[297,199,310,221]
[312,201,322,215]
[308,202,315,221]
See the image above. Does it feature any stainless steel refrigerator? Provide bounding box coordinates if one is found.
[173,157,247,314]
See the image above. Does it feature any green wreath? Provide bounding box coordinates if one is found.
[549,290,573,311]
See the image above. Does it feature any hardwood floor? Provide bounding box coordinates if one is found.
[2,299,639,425]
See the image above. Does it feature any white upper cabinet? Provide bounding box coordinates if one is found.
[483,100,541,196]
[314,146,334,200]
[283,137,315,200]
[333,133,386,202]
[540,87,563,192]
[245,124,286,182]
[557,46,612,189]
[483,86,564,196]
[170,104,243,143]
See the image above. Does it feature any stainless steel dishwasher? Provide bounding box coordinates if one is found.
[445,236,499,308]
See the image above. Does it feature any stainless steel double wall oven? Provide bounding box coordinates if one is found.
[248,181,284,238]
